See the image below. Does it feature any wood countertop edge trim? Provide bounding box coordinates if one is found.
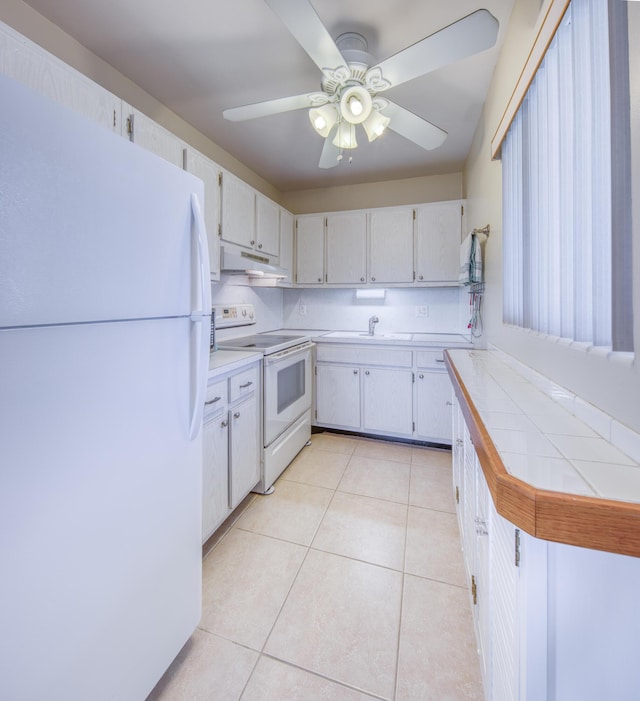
[444,350,640,559]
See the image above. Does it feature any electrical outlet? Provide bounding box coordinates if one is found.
[299,304,307,315]
[416,305,429,317]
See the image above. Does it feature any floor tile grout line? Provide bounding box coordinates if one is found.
[257,653,391,701]
[393,488,412,701]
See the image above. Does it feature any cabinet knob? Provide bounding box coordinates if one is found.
[360,277,365,282]
[418,274,424,280]
[365,370,370,376]
[250,240,255,246]
[233,411,240,419]
[353,369,358,375]
[446,400,453,406]
[418,373,424,379]
[258,243,262,249]
[371,276,376,282]
[318,277,322,282]
[221,419,228,428]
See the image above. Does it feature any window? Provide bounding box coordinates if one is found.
[501,0,632,351]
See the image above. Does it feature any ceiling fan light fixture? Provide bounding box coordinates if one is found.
[363,110,391,142]
[333,121,357,149]
[309,104,338,137]
[340,86,372,124]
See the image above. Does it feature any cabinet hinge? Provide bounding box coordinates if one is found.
[455,485,460,504]
[218,223,222,237]
[413,209,416,221]
[315,409,317,420]
[471,574,477,605]
[515,529,521,567]
[126,114,134,141]
[218,172,222,187]
[113,109,116,128]
[461,204,464,216]
[412,421,415,433]
[314,366,317,376]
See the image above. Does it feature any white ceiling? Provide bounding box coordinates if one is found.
[23,0,515,192]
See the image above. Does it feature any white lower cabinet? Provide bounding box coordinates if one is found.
[314,342,453,443]
[315,364,361,428]
[314,344,416,440]
[453,401,640,701]
[202,360,260,543]
[362,367,413,435]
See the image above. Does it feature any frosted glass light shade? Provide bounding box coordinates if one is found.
[309,105,338,137]
[363,110,391,142]
[339,86,373,124]
[332,122,357,149]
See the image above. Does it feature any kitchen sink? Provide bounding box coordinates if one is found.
[323,331,413,341]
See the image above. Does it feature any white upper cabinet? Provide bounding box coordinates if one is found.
[294,200,463,287]
[369,207,414,283]
[0,22,121,134]
[278,208,295,285]
[295,215,325,285]
[220,170,256,250]
[183,147,221,281]
[220,173,281,259]
[326,211,367,284]
[123,104,185,168]
[415,201,465,283]
[255,193,280,257]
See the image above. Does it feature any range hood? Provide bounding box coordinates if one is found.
[220,246,287,279]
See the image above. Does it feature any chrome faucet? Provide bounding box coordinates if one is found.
[368,315,379,336]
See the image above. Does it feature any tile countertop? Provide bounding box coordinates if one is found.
[446,348,640,557]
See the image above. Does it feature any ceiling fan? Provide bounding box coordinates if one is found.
[223,0,499,168]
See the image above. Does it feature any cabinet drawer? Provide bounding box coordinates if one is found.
[229,365,259,402]
[416,349,446,369]
[316,344,412,368]
[204,378,227,418]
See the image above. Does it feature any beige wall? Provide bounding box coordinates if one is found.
[0,0,281,202]
[463,0,640,433]
[280,172,463,215]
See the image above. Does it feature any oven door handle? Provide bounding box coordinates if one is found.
[264,341,314,364]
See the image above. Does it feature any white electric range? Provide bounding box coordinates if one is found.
[215,307,314,492]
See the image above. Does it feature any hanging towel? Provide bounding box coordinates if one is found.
[459,233,485,285]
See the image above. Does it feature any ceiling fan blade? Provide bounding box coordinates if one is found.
[369,10,499,91]
[264,0,347,73]
[384,101,447,151]
[318,127,341,169]
[223,92,326,121]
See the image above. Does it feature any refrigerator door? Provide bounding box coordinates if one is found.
[0,72,207,328]
[0,319,202,701]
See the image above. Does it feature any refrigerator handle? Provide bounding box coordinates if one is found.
[188,192,212,441]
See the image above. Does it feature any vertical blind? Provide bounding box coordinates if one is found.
[502,0,625,349]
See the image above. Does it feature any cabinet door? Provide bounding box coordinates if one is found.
[202,413,229,542]
[369,207,414,283]
[123,105,185,167]
[0,23,121,133]
[229,395,260,508]
[279,208,294,284]
[415,371,453,443]
[326,212,367,283]
[415,201,463,283]
[315,365,361,428]
[255,194,280,257]
[295,215,325,284]
[220,171,255,249]
[362,368,413,435]
[184,147,221,281]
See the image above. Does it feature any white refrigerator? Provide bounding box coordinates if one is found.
[0,74,211,699]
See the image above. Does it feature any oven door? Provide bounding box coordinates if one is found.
[263,342,313,446]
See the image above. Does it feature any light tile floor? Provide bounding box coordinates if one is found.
[148,432,483,701]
